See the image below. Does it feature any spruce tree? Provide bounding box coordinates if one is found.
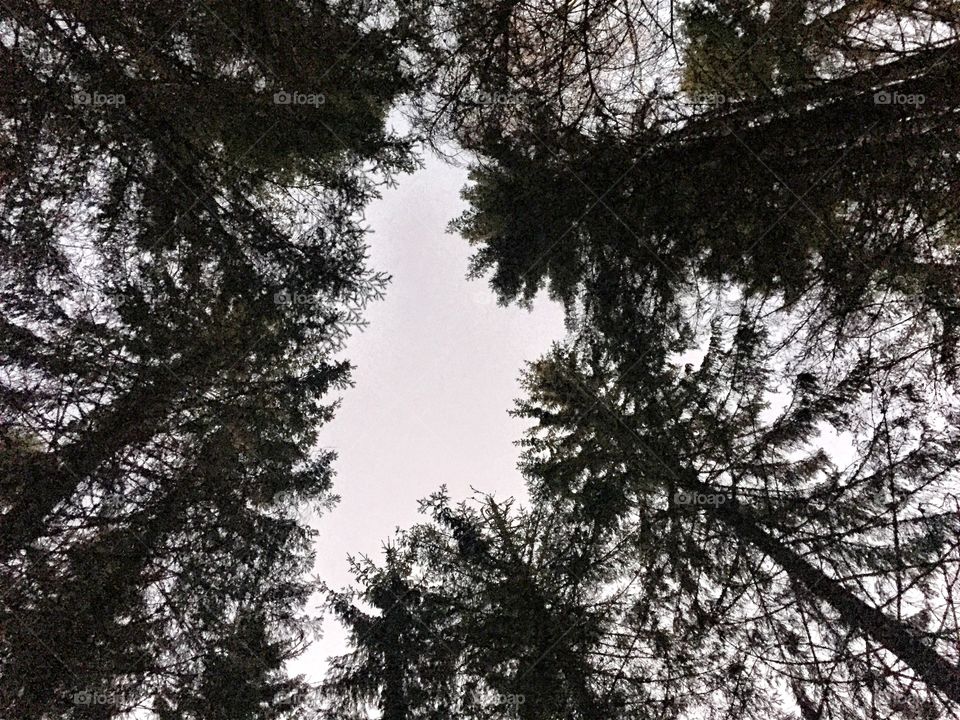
[324,2,960,715]
[0,1,423,716]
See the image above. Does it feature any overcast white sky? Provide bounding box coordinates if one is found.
[293,152,567,680]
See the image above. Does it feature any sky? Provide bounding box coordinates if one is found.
[293,152,567,679]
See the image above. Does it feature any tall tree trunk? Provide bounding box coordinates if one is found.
[694,485,960,703]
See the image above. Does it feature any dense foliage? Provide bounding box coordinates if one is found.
[0,1,422,716]
[325,0,960,718]
[4,0,960,718]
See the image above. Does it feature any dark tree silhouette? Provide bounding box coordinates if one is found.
[326,2,960,715]
[0,0,423,716]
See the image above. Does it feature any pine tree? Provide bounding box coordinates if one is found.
[0,0,423,716]
[426,0,960,374]
[323,490,629,719]
[320,2,960,717]
[505,308,960,714]
[331,310,960,717]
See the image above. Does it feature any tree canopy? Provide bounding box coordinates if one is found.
[1,0,423,716]
[324,0,960,718]
[3,0,960,718]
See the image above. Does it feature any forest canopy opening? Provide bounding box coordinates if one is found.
[2,0,959,718]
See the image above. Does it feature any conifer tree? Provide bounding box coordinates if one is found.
[0,1,423,716]
[425,0,960,376]
[329,309,960,716]
[327,3,960,712]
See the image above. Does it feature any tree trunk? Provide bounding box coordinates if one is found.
[696,487,960,703]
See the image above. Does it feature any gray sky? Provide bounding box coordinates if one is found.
[293,153,566,679]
